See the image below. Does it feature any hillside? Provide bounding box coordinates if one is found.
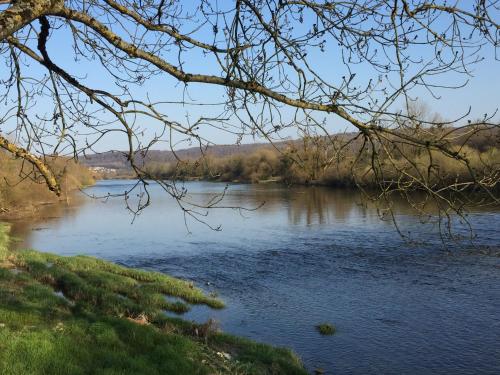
[81,126,499,172]
[80,133,365,171]
[81,143,279,170]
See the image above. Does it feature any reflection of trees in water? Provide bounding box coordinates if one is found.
[7,183,494,246]
[221,184,443,228]
[286,188,377,226]
[222,185,375,226]
[4,193,84,249]
[109,181,452,229]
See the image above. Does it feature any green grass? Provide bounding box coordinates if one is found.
[316,323,335,336]
[0,223,306,374]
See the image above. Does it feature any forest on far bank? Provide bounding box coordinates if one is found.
[140,126,499,191]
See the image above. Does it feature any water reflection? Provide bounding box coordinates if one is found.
[6,195,84,249]
[5,180,497,251]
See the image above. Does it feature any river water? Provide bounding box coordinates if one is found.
[6,180,500,374]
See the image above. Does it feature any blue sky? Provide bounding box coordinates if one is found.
[1,1,499,152]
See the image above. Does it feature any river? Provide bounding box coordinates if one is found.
[6,180,500,374]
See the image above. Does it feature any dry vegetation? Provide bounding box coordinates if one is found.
[0,152,94,214]
[143,127,500,195]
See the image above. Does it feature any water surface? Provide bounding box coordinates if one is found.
[7,180,500,374]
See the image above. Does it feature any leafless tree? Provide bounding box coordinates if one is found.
[0,0,498,235]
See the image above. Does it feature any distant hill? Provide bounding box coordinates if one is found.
[81,142,280,170]
[81,126,498,170]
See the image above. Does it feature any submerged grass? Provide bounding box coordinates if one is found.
[0,223,306,375]
[0,224,8,260]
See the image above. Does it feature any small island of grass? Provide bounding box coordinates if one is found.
[316,323,336,336]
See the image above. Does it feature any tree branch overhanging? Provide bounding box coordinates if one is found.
[0,0,498,232]
[0,134,61,195]
[0,0,63,41]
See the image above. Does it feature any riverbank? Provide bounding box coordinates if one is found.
[0,224,306,374]
[0,153,95,218]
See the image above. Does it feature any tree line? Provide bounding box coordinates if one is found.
[144,126,499,193]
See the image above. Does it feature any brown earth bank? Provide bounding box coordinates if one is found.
[0,152,94,218]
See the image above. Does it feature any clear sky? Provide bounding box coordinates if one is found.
[1,1,499,152]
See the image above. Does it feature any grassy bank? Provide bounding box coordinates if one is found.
[0,224,306,375]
